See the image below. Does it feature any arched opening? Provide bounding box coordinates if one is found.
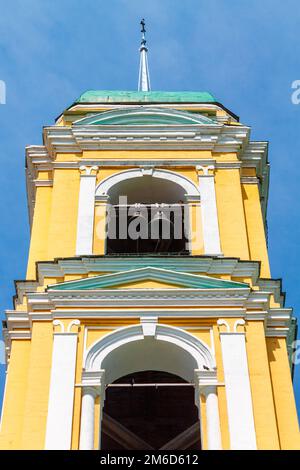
[101,370,201,450]
[81,323,216,450]
[105,175,189,255]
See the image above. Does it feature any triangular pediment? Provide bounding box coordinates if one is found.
[73,107,218,126]
[47,267,249,291]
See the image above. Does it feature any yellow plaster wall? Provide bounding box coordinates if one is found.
[0,340,31,449]
[215,168,249,260]
[116,280,179,289]
[71,324,84,450]
[83,149,212,165]
[242,183,270,277]
[267,337,300,449]
[47,168,80,262]
[21,322,53,449]
[213,324,230,450]
[26,186,52,279]
[245,321,280,449]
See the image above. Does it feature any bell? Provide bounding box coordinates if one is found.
[150,210,170,223]
[131,210,142,218]
[129,203,145,218]
[149,210,173,242]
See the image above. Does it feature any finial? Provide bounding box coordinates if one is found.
[140,19,147,48]
[138,18,151,91]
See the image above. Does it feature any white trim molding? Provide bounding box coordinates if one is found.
[95,167,200,199]
[83,322,216,375]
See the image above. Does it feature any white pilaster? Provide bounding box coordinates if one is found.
[76,166,98,256]
[217,319,257,450]
[195,370,222,450]
[45,320,80,450]
[196,165,222,256]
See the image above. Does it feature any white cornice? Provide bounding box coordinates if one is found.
[34,256,260,283]
[4,303,292,346]
[26,288,252,309]
[42,124,251,155]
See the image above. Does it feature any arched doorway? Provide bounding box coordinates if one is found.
[101,370,201,450]
[80,323,222,450]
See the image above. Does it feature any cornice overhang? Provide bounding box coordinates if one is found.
[42,123,250,155]
[47,266,249,291]
[12,255,283,310]
[5,255,293,361]
[35,255,261,286]
[25,125,269,229]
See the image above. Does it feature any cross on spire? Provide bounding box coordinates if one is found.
[138,18,151,92]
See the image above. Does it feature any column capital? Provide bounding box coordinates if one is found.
[95,194,110,204]
[81,386,100,399]
[217,318,246,334]
[52,319,80,335]
[81,369,105,390]
[185,194,201,204]
[196,164,215,177]
[194,369,218,390]
[79,165,99,177]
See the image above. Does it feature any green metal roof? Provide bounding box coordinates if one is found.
[75,90,217,104]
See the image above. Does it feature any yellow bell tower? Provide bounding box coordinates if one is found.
[0,22,299,450]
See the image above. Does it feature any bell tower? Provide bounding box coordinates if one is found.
[0,23,299,450]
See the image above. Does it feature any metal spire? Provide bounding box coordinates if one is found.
[138,19,151,92]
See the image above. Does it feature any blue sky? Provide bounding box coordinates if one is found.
[0,0,300,416]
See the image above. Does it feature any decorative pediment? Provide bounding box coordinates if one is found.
[73,107,218,127]
[47,267,249,291]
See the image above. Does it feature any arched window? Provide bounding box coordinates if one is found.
[95,169,200,255]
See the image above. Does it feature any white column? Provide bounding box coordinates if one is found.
[45,320,80,450]
[217,319,257,450]
[76,165,98,256]
[79,370,105,450]
[195,370,222,450]
[196,165,222,256]
[205,386,223,450]
[79,387,98,450]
